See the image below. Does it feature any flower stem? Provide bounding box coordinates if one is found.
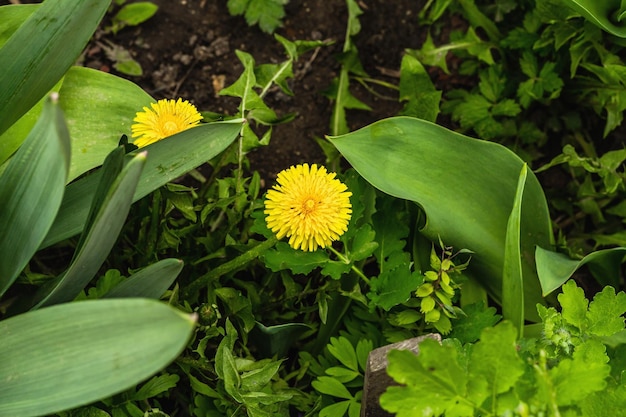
[327,246,370,285]
[184,235,278,297]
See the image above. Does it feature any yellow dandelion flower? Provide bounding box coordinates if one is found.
[131,98,203,147]
[264,163,352,251]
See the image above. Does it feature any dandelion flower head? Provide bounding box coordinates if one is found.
[264,164,352,251]
[131,98,203,147]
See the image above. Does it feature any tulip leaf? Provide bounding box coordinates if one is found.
[0,0,110,136]
[104,258,184,299]
[0,298,195,417]
[502,164,527,336]
[536,246,626,296]
[58,66,154,182]
[34,152,146,308]
[0,96,70,297]
[560,0,626,37]
[329,117,553,320]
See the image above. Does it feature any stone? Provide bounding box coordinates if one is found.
[361,334,442,417]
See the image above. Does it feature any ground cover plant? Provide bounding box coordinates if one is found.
[1,0,626,416]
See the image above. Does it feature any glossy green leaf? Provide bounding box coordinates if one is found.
[0,298,195,417]
[41,120,243,248]
[0,0,110,136]
[536,246,626,296]
[329,117,553,320]
[250,322,312,358]
[104,258,184,299]
[0,95,70,297]
[58,66,153,182]
[502,165,527,337]
[34,152,147,308]
[560,0,626,37]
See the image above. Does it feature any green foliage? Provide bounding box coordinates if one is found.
[227,0,289,34]
[381,281,626,416]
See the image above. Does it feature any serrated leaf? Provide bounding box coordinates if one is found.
[551,339,610,406]
[382,340,467,415]
[227,0,287,34]
[398,54,441,122]
[263,242,329,274]
[367,255,421,311]
[468,321,525,406]
[587,285,626,336]
[448,302,501,344]
[558,279,589,330]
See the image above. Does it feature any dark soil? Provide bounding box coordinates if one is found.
[83,0,431,184]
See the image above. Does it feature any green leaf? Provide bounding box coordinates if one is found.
[41,120,242,248]
[0,4,38,48]
[398,54,441,122]
[0,298,195,417]
[0,0,110,136]
[133,374,180,401]
[382,339,467,415]
[263,242,329,274]
[551,339,610,406]
[502,164,527,336]
[587,285,626,336]
[0,95,70,297]
[250,322,311,358]
[34,152,147,308]
[58,66,153,182]
[328,337,359,372]
[367,255,421,310]
[536,247,626,295]
[104,258,183,299]
[227,0,287,34]
[448,302,501,344]
[111,2,158,32]
[312,376,353,399]
[559,0,626,37]
[468,321,525,406]
[329,117,553,321]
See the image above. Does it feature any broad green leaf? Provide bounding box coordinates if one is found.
[502,164,527,337]
[34,152,147,308]
[0,95,70,297]
[0,4,39,47]
[329,117,553,320]
[132,374,180,402]
[104,258,183,299]
[0,0,110,136]
[536,246,626,295]
[41,120,243,248]
[58,66,153,182]
[0,298,195,417]
[250,322,311,358]
[560,0,626,37]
